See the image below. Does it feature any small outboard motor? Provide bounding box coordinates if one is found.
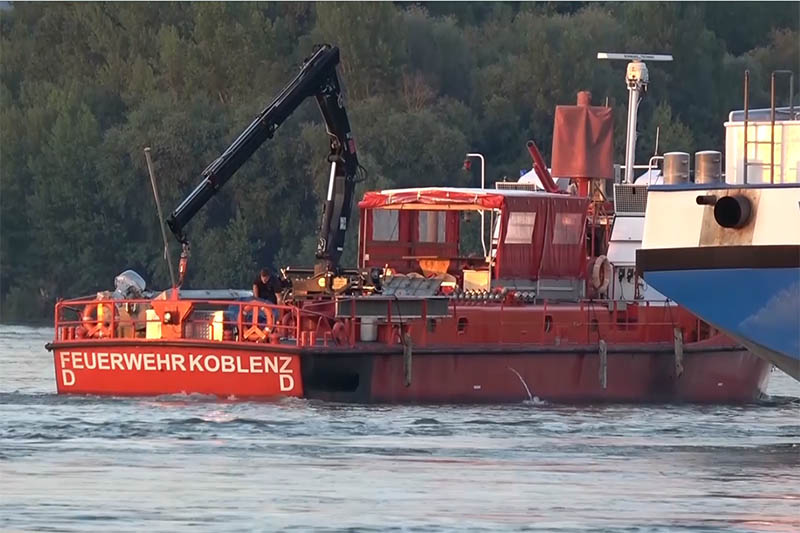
[114,270,147,299]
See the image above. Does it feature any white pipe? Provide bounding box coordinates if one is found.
[624,86,640,183]
[326,161,337,200]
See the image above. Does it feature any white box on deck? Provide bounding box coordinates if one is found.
[145,309,161,339]
[607,216,645,266]
[463,269,491,291]
[210,311,223,341]
[724,119,800,184]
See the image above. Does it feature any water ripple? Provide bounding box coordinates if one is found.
[1,325,798,532]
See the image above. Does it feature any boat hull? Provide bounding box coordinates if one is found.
[49,340,303,398]
[638,246,800,380]
[47,338,768,403]
[300,341,769,403]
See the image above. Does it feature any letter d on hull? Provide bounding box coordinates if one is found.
[61,369,75,387]
[279,374,295,392]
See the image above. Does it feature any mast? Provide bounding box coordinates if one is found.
[597,52,673,183]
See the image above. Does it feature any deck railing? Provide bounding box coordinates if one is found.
[54,295,712,349]
[55,297,303,343]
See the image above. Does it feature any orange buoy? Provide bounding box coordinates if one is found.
[81,302,115,338]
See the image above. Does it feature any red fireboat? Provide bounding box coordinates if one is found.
[46,46,769,402]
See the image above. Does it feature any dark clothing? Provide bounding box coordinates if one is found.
[253,276,280,304]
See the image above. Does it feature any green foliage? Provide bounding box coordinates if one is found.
[0,1,796,321]
[641,101,697,157]
[313,3,407,100]
[703,2,799,56]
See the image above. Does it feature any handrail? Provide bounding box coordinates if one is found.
[53,294,711,347]
[770,70,794,184]
[54,297,304,343]
[744,70,750,184]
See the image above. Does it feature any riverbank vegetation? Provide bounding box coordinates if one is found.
[1,2,797,320]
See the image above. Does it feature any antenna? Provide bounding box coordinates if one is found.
[144,147,177,288]
[597,52,674,62]
[597,51,673,183]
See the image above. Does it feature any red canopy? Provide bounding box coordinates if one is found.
[359,187,589,281]
[358,187,566,211]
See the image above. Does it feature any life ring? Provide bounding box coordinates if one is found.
[331,320,349,346]
[279,311,296,338]
[242,304,275,342]
[591,255,612,295]
[81,302,115,338]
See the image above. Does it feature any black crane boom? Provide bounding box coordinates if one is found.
[165,44,361,280]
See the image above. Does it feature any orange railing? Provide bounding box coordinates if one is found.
[54,295,391,348]
[450,297,713,345]
[54,297,309,345]
[53,295,714,349]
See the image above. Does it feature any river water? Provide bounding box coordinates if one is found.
[1,325,798,532]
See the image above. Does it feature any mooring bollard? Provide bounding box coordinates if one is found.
[403,332,413,387]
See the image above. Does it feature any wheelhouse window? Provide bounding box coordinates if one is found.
[372,209,399,241]
[418,211,446,243]
[504,212,536,244]
[553,213,583,244]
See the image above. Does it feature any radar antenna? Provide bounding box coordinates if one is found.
[597,52,673,183]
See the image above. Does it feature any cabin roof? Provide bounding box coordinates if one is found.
[728,106,799,122]
[359,187,572,210]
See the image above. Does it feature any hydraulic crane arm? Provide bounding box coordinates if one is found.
[165,44,361,277]
[313,61,361,273]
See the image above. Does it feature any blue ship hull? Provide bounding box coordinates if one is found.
[637,246,800,381]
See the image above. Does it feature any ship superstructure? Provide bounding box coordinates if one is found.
[637,70,800,381]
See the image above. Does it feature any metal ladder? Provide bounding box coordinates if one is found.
[743,69,795,184]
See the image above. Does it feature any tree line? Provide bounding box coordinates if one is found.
[1,1,797,321]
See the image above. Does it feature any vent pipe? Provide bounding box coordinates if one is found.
[694,150,722,184]
[663,152,690,184]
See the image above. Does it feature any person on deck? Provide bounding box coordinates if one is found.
[252,268,282,328]
[253,268,281,305]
